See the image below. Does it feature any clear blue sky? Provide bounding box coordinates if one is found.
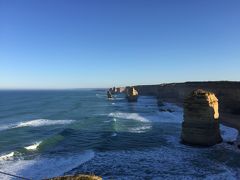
[0,0,240,89]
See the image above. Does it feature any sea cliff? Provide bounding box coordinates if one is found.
[111,81,240,129]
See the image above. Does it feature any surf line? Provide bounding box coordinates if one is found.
[0,170,31,180]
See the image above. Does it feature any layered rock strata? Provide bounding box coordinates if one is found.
[181,89,223,146]
[110,82,240,129]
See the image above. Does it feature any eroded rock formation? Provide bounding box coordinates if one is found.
[108,87,126,94]
[108,87,116,94]
[181,89,223,146]
[107,90,113,99]
[126,87,139,102]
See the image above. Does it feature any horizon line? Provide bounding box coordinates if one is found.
[1,80,240,90]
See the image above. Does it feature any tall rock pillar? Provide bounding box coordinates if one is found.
[126,87,139,102]
[181,89,222,146]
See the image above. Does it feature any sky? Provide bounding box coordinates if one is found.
[0,0,240,89]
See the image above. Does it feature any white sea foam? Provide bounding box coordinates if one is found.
[79,143,240,179]
[108,102,183,124]
[0,150,94,180]
[0,152,15,161]
[128,125,152,133]
[15,119,75,128]
[111,133,117,137]
[24,141,42,151]
[220,125,239,142]
[0,119,75,132]
[109,112,149,122]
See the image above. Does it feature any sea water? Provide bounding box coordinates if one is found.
[0,90,239,179]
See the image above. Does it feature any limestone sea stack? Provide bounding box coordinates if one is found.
[109,87,126,94]
[109,87,116,94]
[126,87,139,102]
[107,90,113,99]
[181,89,222,146]
[116,87,126,93]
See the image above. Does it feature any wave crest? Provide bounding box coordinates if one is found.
[0,151,94,180]
[24,141,42,151]
[0,152,15,161]
[108,112,149,122]
[128,125,152,133]
[16,119,75,128]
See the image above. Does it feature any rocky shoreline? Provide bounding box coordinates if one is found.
[109,82,240,148]
[110,81,240,130]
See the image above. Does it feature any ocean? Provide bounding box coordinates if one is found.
[0,89,239,179]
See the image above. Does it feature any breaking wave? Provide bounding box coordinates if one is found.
[16,119,75,128]
[128,125,152,133]
[0,152,15,161]
[24,141,42,151]
[108,112,149,122]
[0,119,75,132]
[0,150,94,180]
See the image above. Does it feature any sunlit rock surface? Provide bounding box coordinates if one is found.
[47,175,102,180]
[181,89,222,146]
[126,87,139,102]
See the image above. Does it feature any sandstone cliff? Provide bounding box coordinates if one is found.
[110,81,240,129]
[135,81,240,116]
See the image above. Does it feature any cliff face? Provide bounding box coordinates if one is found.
[135,81,240,116]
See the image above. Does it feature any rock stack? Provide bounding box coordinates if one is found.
[116,87,126,93]
[108,87,116,94]
[107,90,113,99]
[126,87,139,102]
[181,89,222,146]
[109,87,126,94]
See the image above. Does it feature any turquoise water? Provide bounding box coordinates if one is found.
[0,90,239,179]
